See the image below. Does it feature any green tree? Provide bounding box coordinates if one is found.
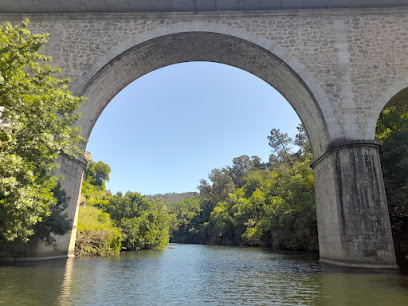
[294,124,312,156]
[0,19,85,245]
[81,160,112,207]
[226,155,266,188]
[84,161,111,188]
[170,124,318,250]
[376,105,408,264]
[106,192,170,250]
[227,155,253,188]
[267,128,293,167]
[75,205,122,256]
[169,197,200,243]
[106,192,150,221]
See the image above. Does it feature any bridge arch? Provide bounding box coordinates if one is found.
[371,77,408,136]
[30,21,398,270]
[75,25,331,157]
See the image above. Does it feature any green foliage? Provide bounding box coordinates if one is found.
[84,161,111,188]
[107,192,170,250]
[77,161,171,255]
[202,152,317,250]
[0,183,72,258]
[0,19,85,245]
[81,181,112,207]
[376,105,408,265]
[31,183,72,244]
[75,205,122,256]
[146,192,199,206]
[105,192,150,221]
[227,155,262,188]
[267,128,293,167]
[81,160,112,207]
[169,197,200,243]
[170,124,318,251]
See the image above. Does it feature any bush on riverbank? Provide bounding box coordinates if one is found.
[107,192,171,251]
[76,161,170,254]
[75,205,122,256]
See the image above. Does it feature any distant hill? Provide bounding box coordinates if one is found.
[145,192,198,206]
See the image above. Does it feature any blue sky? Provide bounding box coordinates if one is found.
[86,62,301,195]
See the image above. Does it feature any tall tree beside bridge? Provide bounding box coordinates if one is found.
[0,19,85,249]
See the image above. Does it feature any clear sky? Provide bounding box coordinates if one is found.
[86,62,301,195]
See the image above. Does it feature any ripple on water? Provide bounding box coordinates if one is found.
[1,244,408,305]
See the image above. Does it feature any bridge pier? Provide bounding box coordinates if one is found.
[312,141,399,269]
[24,155,87,261]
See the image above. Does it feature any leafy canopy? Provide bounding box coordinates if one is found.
[376,105,408,264]
[169,124,318,251]
[0,19,86,243]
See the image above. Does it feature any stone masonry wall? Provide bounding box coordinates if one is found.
[1,8,407,149]
[314,143,397,268]
[31,155,86,258]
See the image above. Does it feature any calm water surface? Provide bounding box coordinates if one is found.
[1,243,408,305]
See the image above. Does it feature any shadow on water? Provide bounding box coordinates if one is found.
[0,258,69,305]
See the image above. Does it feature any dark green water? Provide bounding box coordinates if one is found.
[1,243,408,305]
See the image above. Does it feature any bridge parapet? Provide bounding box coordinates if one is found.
[1,0,408,14]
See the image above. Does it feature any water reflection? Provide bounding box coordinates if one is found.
[320,270,408,305]
[1,244,408,305]
[0,259,67,305]
[58,258,73,305]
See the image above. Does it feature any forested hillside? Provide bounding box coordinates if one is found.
[146,192,198,206]
[169,125,318,251]
[76,125,318,254]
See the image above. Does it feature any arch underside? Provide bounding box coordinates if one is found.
[78,32,329,156]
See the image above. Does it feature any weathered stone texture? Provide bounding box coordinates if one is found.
[314,143,397,268]
[32,156,86,258]
[343,13,408,137]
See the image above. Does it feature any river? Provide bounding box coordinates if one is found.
[1,243,408,305]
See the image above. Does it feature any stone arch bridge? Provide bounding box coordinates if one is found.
[1,1,408,269]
